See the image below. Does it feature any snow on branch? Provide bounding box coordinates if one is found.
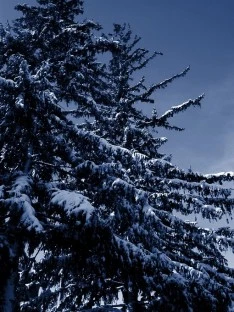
[128,67,190,105]
[159,94,204,122]
[165,178,231,197]
[0,76,16,89]
[112,177,147,200]
[50,189,94,223]
[137,95,204,130]
[51,114,140,165]
[75,160,122,177]
[62,20,99,33]
[94,37,120,53]
[204,171,234,182]
[151,66,190,91]
[200,204,224,219]
[113,234,171,270]
[4,175,43,232]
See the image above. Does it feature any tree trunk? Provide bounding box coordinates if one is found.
[2,241,19,312]
[122,286,143,312]
[1,148,33,311]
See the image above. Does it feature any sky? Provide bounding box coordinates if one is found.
[1,0,234,174]
[84,0,234,174]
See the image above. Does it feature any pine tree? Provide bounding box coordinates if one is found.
[1,1,234,311]
[0,0,115,310]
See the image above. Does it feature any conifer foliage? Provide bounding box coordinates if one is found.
[0,1,234,311]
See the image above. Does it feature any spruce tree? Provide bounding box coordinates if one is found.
[1,1,234,311]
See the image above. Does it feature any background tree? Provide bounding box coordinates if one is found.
[0,1,234,312]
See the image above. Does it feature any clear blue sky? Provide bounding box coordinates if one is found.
[1,0,234,174]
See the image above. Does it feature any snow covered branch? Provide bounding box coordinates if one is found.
[0,76,16,89]
[3,175,43,233]
[50,189,95,223]
[159,94,204,122]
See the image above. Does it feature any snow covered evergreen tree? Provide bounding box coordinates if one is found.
[1,1,234,311]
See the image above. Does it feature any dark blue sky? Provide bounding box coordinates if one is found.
[1,0,234,173]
